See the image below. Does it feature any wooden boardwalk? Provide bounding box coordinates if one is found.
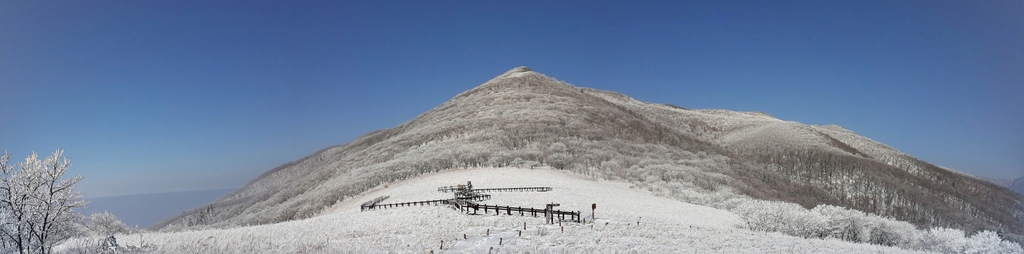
[438,186,552,193]
[363,193,490,210]
[362,199,453,210]
[362,182,579,223]
[365,200,581,223]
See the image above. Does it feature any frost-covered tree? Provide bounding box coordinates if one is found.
[0,150,86,254]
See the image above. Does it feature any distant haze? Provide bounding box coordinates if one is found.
[78,189,234,228]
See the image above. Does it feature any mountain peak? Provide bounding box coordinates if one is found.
[452,66,567,101]
[493,66,540,79]
[498,66,534,78]
[162,66,1024,244]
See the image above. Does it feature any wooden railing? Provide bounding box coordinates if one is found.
[438,186,552,193]
[359,196,390,211]
[362,199,452,210]
[362,183,578,223]
[464,203,581,223]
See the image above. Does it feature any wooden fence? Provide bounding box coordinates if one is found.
[464,204,581,223]
[360,196,390,211]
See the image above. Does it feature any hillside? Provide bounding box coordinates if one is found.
[154,67,1024,243]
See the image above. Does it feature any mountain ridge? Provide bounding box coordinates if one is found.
[155,67,1023,243]
[986,177,1024,196]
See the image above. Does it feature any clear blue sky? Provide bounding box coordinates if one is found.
[2,1,1021,197]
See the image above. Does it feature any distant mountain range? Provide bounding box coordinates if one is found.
[155,67,1023,243]
[986,177,1024,196]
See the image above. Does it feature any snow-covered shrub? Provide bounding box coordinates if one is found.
[545,153,572,170]
[812,205,871,243]
[867,218,919,247]
[81,211,136,236]
[807,204,925,247]
[730,199,1024,253]
[966,230,1002,254]
[999,239,1024,254]
[964,230,1024,254]
[58,235,157,254]
[600,160,623,179]
[918,227,967,253]
[735,200,824,238]
[909,228,1024,254]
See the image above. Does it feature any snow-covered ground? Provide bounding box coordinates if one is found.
[57,167,928,253]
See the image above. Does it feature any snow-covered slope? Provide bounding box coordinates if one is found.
[155,66,1024,244]
[60,168,931,253]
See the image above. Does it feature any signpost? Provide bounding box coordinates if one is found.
[545,203,560,224]
[591,203,596,223]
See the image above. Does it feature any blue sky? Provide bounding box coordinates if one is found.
[2,0,1021,197]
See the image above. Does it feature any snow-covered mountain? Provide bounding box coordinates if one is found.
[154,67,1024,243]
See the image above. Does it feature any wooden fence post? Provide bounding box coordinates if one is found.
[592,203,596,223]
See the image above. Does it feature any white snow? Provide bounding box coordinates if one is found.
[57,167,928,253]
[332,167,740,230]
